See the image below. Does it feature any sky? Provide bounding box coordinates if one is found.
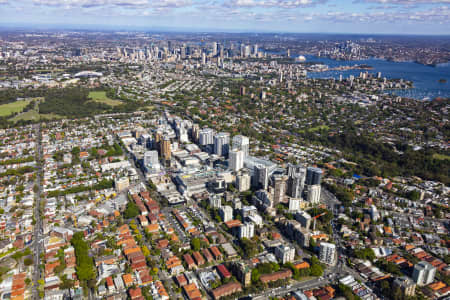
[0,0,449,34]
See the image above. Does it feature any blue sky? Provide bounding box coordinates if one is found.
[0,0,449,34]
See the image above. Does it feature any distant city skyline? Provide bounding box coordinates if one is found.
[0,0,449,35]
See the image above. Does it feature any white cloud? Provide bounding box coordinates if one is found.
[153,0,192,8]
[32,0,149,7]
[224,0,326,8]
[301,5,450,23]
[356,0,450,5]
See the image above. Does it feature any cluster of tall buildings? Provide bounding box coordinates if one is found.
[286,164,323,206]
[135,115,324,214]
[115,41,262,63]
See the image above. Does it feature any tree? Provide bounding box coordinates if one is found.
[123,202,140,219]
[142,245,150,257]
[71,146,80,156]
[24,258,33,266]
[251,269,260,283]
[354,247,375,262]
[71,232,96,282]
[406,190,420,201]
[310,256,324,276]
[191,238,201,251]
[310,263,324,276]
[380,279,390,297]
[59,274,75,290]
[240,238,259,258]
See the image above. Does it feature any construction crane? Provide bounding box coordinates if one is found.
[312,212,326,231]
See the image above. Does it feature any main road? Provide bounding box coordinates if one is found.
[32,124,43,300]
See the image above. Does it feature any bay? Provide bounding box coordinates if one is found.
[303,55,450,100]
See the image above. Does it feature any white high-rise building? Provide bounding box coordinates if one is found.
[238,222,255,239]
[144,150,160,169]
[220,206,233,222]
[244,45,251,57]
[370,205,380,221]
[307,184,321,205]
[319,242,336,265]
[202,52,206,64]
[229,149,244,171]
[288,198,301,212]
[412,261,436,286]
[232,135,249,157]
[209,195,222,209]
[212,42,218,56]
[199,128,214,145]
[214,132,230,157]
[274,245,295,264]
[178,126,189,143]
[236,171,251,192]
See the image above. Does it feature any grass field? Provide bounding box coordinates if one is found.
[10,111,63,122]
[9,98,62,122]
[308,125,329,132]
[10,110,40,122]
[432,153,450,160]
[0,99,33,117]
[89,91,123,106]
[297,125,330,134]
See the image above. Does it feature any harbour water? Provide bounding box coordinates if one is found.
[303,55,450,100]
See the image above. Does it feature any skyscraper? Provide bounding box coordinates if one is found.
[287,163,306,198]
[214,132,230,157]
[232,135,249,157]
[229,149,244,171]
[255,164,269,190]
[307,184,321,205]
[212,42,218,56]
[161,137,171,161]
[253,44,258,56]
[199,128,214,145]
[236,171,251,192]
[202,52,206,64]
[288,198,301,212]
[192,124,200,143]
[219,44,224,59]
[244,45,251,57]
[272,174,287,206]
[306,167,323,185]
